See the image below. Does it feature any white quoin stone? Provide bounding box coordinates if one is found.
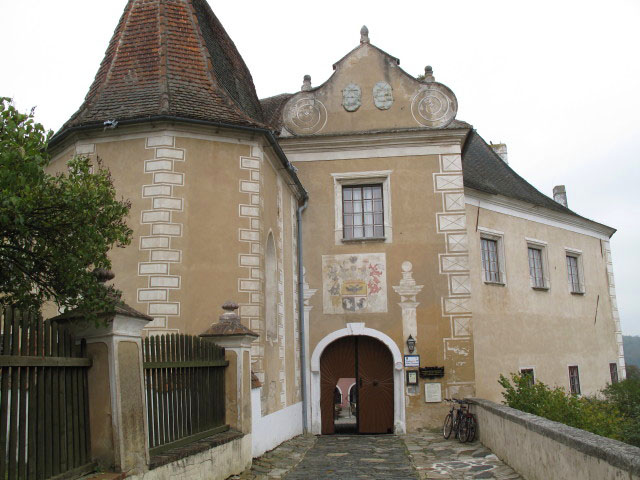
[392,261,424,353]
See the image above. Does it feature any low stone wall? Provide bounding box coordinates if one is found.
[251,387,303,457]
[129,433,252,480]
[469,398,640,480]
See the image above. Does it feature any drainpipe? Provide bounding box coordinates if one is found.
[296,195,309,432]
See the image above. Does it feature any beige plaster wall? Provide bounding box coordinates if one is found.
[295,152,475,430]
[49,126,302,422]
[468,204,620,401]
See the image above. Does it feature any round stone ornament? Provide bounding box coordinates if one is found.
[373,81,393,110]
[342,83,362,112]
[283,94,328,135]
[411,83,458,128]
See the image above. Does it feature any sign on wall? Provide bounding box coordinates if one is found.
[425,383,442,403]
[322,253,387,314]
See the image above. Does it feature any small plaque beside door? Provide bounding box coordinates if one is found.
[425,383,442,403]
[404,355,420,367]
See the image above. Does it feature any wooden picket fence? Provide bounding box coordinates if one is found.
[143,334,228,456]
[0,307,93,480]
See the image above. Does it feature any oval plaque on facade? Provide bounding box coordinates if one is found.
[373,81,393,110]
[410,83,458,128]
[283,94,328,135]
[342,83,362,112]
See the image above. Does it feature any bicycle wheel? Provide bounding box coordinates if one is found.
[443,413,453,439]
[458,415,469,442]
[464,415,476,442]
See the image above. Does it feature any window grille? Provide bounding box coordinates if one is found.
[481,238,500,282]
[342,184,384,239]
[609,363,619,384]
[528,247,545,288]
[566,255,581,293]
[520,368,535,386]
[569,366,581,394]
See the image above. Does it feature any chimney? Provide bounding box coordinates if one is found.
[553,185,568,207]
[490,143,508,164]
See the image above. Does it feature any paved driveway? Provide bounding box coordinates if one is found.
[233,432,523,480]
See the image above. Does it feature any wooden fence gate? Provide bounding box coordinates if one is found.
[0,307,93,480]
[143,334,228,456]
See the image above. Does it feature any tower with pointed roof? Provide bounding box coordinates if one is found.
[49,2,624,449]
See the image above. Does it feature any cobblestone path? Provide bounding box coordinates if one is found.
[404,432,523,480]
[232,432,523,480]
[284,435,418,479]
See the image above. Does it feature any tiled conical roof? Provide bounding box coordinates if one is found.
[55,0,265,140]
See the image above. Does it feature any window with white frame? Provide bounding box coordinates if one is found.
[526,239,549,289]
[342,184,384,239]
[332,171,392,244]
[565,249,585,294]
[478,228,506,284]
[568,365,581,395]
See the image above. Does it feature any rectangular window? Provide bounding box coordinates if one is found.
[610,363,619,384]
[566,255,582,293]
[520,368,535,386]
[481,238,500,283]
[342,184,384,240]
[569,366,581,395]
[528,247,545,288]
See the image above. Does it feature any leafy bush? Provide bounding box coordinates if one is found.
[499,373,638,447]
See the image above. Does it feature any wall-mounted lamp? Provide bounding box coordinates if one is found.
[406,335,416,354]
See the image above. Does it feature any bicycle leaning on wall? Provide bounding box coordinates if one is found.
[442,398,476,443]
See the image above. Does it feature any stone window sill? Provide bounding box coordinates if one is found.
[341,236,387,243]
[570,290,585,296]
[532,286,550,291]
[483,281,505,286]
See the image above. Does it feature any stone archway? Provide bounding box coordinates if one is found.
[310,323,405,434]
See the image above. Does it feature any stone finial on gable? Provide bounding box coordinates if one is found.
[301,74,312,92]
[360,25,369,44]
[423,65,435,83]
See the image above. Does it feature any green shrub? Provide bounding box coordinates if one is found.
[499,373,639,447]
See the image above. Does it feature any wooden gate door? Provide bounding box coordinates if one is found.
[320,336,356,434]
[357,336,394,434]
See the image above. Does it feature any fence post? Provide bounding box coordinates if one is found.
[52,302,152,475]
[200,301,258,435]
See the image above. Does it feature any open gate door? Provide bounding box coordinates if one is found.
[320,337,356,434]
[357,336,394,434]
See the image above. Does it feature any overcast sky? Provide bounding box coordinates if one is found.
[2,0,639,334]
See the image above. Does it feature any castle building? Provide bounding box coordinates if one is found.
[48,0,624,453]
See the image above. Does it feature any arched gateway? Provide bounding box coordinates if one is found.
[310,323,406,434]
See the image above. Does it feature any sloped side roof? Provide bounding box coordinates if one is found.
[462,130,614,233]
[54,0,265,142]
[260,93,293,130]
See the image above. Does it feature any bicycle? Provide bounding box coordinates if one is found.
[442,398,476,442]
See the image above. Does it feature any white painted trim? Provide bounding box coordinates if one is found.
[251,390,302,457]
[280,129,467,163]
[525,237,548,246]
[309,323,405,434]
[332,171,393,244]
[287,145,458,162]
[465,189,615,240]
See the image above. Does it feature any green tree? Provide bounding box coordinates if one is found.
[0,98,132,315]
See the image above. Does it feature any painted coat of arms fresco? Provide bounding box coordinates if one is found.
[322,253,387,314]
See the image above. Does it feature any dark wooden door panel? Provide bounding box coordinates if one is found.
[320,337,356,434]
[357,336,394,434]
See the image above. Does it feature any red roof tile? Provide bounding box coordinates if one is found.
[56,0,266,139]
